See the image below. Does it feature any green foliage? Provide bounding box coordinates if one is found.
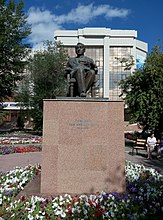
[16,72,32,110]
[16,115,24,129]
[120,45,163,132]
[0,0,31,102]
[0,109,9,124]
[18,41,68,130]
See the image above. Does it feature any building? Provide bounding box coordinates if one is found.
[54,28,148,100]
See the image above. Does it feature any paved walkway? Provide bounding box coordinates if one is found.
[0,152,41,173]
[125,147,163,175]
[0,147,162,174]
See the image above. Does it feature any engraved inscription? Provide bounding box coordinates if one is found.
[68,119,97,129]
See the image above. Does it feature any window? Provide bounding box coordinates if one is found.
[109,47,132,100]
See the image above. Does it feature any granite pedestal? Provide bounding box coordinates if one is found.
[41,98,126,194]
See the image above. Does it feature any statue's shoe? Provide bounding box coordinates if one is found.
[80,92,86,97]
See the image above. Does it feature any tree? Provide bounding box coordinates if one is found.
[16,72,32,127]
[18,41,68,130]
[0,0,31,102]
[120,45,163,134]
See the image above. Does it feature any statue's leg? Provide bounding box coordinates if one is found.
[85,70,95,92]
[75,69,86,97]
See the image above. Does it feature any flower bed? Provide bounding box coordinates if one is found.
[14,146,41,153]
[0,145,15,155]
[0,161,163,219]
[0,164,41,215]
[0,135,42,155]
[0,136,42,145]
[0,145,41,155]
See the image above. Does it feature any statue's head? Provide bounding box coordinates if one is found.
[75,43,85,56]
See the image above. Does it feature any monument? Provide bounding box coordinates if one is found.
[66,43,98,97]
[41,44,126,195]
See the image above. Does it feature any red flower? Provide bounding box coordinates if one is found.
[68,208,73,215]
[95,210,102,217]
[14,146,40,153]
[21,196,25,201]
[0,212,4,216]
[88,201,93,206]
[20,210,24,215]
[96,204,100,209]
[72,198,76,203]
[45,213,49,218]
[67,204,72,209]
[38,165,41,169]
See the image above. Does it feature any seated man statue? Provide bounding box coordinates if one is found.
[67,43,98,97]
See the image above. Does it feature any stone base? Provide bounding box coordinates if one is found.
[41,98,126,194]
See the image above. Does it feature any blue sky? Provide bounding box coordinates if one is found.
[23,0,163,52]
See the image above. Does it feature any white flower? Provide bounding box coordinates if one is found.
[55,210,63,216]
[28,214,34,220]
[52,202,58,208]
[59,201,63,206]
[61,212,66,218]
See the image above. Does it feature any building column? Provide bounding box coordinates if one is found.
[132,37,137,71]
[103,36,110,98]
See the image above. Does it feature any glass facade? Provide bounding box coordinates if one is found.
[66,46,133,99]
[66,46,104,98]
[109,47,132,100]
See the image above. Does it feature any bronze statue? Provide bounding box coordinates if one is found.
[66,43,98,97]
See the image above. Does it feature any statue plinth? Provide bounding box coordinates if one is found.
[41,98,126,194]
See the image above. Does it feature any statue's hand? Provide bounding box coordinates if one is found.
[94,67,98,74]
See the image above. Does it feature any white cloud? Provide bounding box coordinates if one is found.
[28,7,54,24]
[55,4,94,24]
[93,5,130,18]
[56,4,130,24]
[27,3,130,48]
[27,7,62,48]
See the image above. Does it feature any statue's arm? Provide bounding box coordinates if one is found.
[68,57,79,68]
[89,58,98,74]
[66,58,78,78]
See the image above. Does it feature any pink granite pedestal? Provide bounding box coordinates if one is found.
[41,98,126,194]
